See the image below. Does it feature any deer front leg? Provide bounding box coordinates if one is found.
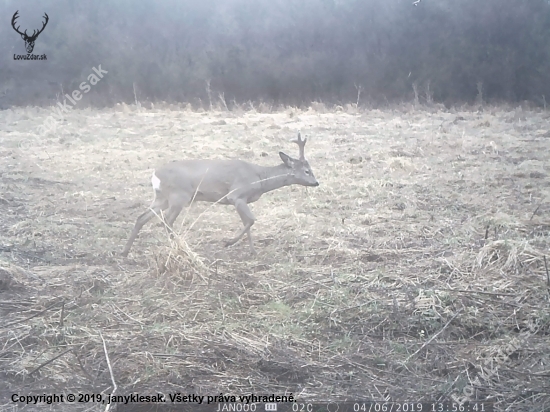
[121,197,168,257]
[225,199,256,254]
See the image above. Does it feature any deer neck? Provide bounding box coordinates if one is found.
[257,164,293,194]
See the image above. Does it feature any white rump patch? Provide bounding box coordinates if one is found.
[151,172,161,191]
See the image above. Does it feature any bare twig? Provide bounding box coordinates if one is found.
[544,256,550,288]
[439,288,517,297]
[1,301,61,328]
[59,301,65,327]
[219,92,229,111]
[100,331,117,412]
[74,352,95,382]
[152,353,201,359]
[406,308,463,362]
[412,82,419,106]
[205,80,212,111]
[354,83,363,108]
[29,348,73,376]
[218,293,225,321]
[530,203,542,220]
[133,82,140,110]
[476,81,483,106]
[425,80,433,105]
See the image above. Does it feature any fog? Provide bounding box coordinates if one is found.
[2,0,550,108]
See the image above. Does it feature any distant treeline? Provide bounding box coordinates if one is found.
[1,0,550,108]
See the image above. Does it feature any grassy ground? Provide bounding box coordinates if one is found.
[1,103,549,411]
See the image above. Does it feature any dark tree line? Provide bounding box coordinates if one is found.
[1,0,550,108]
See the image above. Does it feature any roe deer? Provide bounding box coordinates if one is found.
[121,133,318,257]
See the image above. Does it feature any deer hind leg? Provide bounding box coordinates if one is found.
[163,191,191,236]
[121,195,169,257]
[225,199,257,254]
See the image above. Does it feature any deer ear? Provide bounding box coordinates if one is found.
[279,152,295,167]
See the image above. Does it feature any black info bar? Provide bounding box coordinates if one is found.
[117,401,494,412]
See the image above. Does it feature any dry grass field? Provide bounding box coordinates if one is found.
[1,103,549,411]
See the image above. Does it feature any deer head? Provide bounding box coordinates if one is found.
[12,11,49,54]
[279,133,319,187]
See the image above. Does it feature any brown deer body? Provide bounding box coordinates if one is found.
[121,133,318,257]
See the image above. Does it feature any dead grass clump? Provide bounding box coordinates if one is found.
[0,262,29,292]
[310,101,328,113]
[476,239,543,273]
[0,268,16,292]
[155,237,209,283]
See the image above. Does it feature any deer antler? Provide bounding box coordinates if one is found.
[11,11,25,36]
[291,132,307,160]
[30,13,49,39]
[11,11,49,40]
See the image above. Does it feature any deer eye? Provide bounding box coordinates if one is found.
[305,170,310,175]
